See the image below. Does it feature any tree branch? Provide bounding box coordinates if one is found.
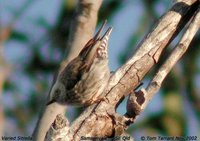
[46,0,199,140]
[127,5,200,121]
[145,6,200,101]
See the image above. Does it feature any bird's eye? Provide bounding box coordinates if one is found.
[55,89,61,95]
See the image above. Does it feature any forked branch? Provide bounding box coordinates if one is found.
[43,0,199,140]
[126,6,200,122]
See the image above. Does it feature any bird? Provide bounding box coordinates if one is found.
[47,21,112,106]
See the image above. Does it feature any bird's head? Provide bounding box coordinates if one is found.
[46,81,66,105]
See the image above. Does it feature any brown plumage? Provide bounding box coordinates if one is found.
[47,21,112,106]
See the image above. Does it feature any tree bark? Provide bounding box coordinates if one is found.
[34,0,200,140]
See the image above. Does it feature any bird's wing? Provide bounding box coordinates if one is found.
[59,57,83,90]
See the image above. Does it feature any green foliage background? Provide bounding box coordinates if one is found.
[0,0,199,139]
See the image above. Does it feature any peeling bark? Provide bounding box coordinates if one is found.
[35,0,200,140]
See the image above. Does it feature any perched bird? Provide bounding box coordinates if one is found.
[47,21,112,106]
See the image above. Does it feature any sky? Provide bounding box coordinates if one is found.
[1,0,199,137]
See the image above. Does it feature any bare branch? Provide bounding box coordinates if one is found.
[142,6,200,112]
[55,0,198,140]
[127,4,200,124]
[45,114,70,141]
[35,0,199,140]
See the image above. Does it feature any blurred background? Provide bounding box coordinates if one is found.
[0,0,200,140]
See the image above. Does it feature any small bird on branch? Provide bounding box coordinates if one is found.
[47,21,112,106]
